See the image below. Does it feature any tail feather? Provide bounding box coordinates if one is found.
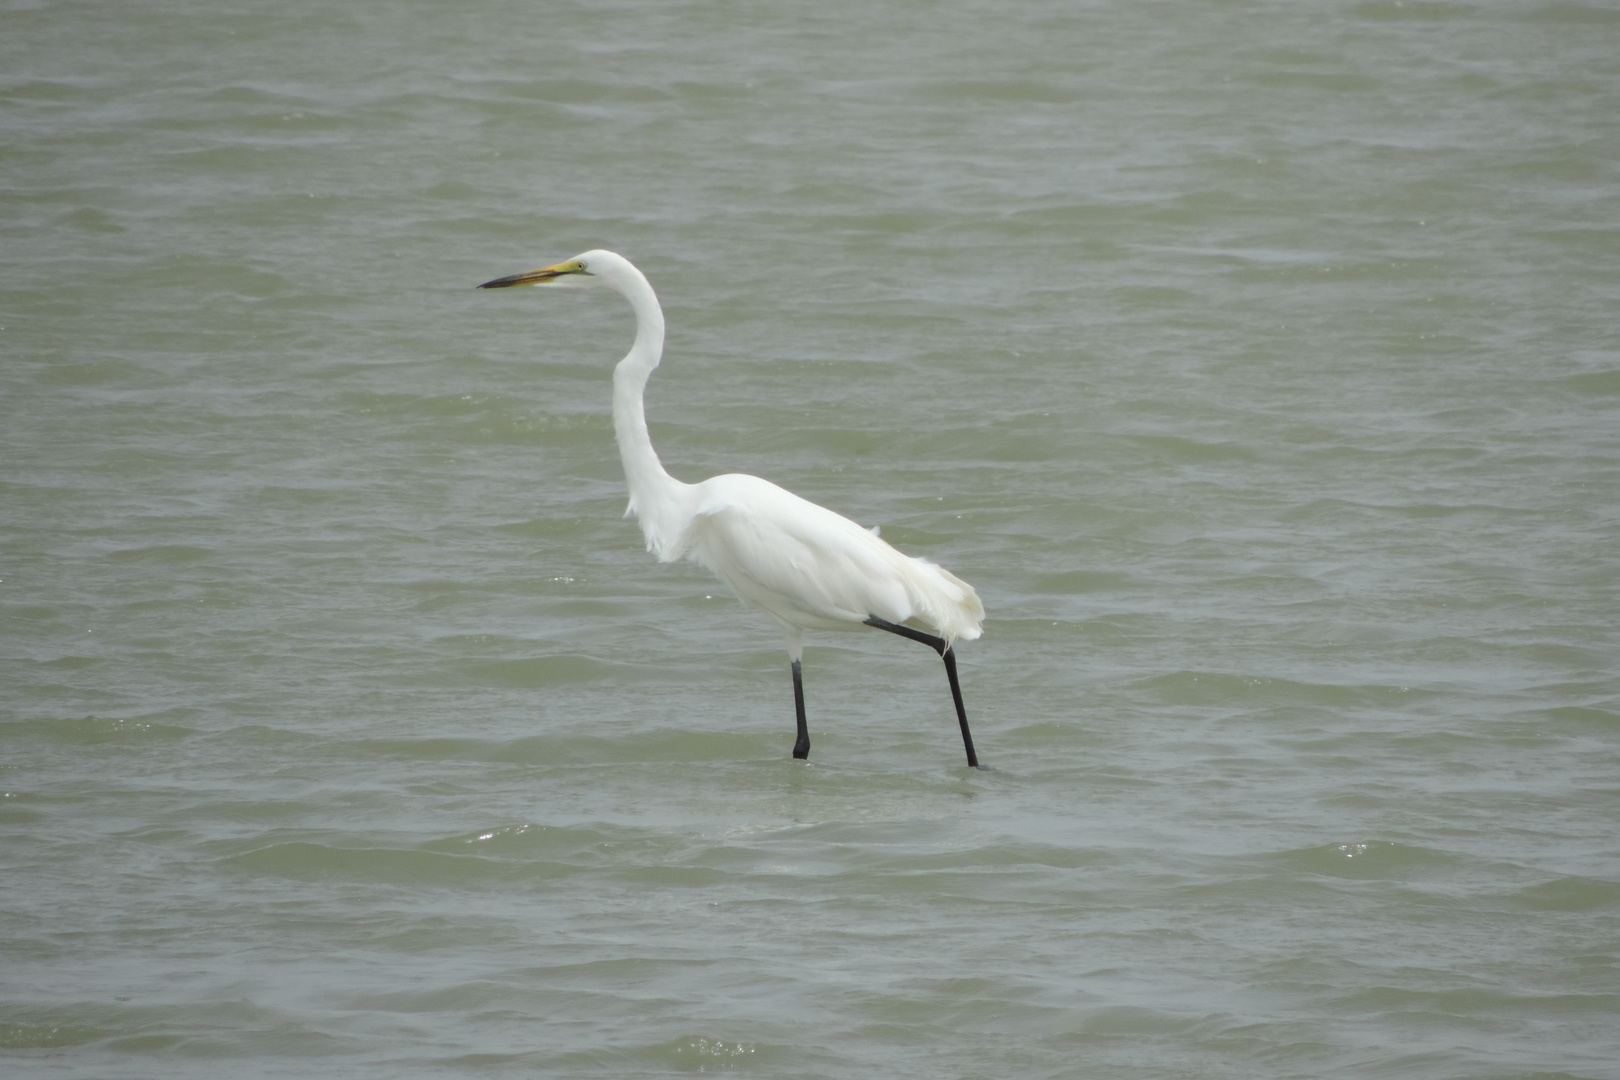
[890,552,984,646]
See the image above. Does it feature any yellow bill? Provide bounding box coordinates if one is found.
[476,258,592,289]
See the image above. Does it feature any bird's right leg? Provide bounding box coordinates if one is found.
[791,658,810,760]
[863,616,981,769]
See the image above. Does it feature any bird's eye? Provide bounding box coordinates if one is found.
[576,261,587,271]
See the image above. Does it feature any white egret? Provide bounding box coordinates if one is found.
[478,250,985,767]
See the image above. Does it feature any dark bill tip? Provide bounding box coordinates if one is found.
[476,272,534,289]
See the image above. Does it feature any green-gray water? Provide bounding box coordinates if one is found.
[4,1,1618,1077]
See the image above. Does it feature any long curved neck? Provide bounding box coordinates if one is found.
[608,264,689,559]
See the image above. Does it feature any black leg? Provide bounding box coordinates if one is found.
[864,617,982,769]
[864,615,946,655]
[791,658,810,760]
[941,646,978,768]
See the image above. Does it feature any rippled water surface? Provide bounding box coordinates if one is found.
[4,1,1619,1077]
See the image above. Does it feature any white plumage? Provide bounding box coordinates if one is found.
[686,475,981,640]
[479,249,985,767]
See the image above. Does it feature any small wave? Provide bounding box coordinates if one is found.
[0,1022,104,1050]
[1508,876,1620,913]
[1,714,197,745]
[1265,840,1465,881]
[219,841,568,886]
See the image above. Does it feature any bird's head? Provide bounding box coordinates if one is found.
[476,249,632,290]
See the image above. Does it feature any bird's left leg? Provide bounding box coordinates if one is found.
[863,617,980,769]
[791,658,810,760]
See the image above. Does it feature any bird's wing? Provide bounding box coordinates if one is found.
[679,474,980,640]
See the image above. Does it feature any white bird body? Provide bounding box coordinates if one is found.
[676,471,983,652]
[479,249,986,766]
